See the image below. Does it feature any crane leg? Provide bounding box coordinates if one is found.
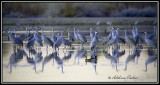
[74,58,76,64]
[154,61,156,67]
[42,62,45,72]
[85,56,87,65]
[13,44,16,53]
[61,65,63,73]
[111,61,113,68]
[29,48,30,58]
[129,44,130,55]
[94,64,96,73]
[34,63,36,72]
[53,57,54,66]
[124,64,127,71]
[136,56,139,64]
[9,64,12,73]
[145,63,148,72]
[116,65,118,72]
[78,58,80,64]
[46,46,48,55]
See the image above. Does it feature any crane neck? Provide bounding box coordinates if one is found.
[124,30,127,37]
[25,28,28,35]
[36,27,38,32]
[33,33,36,39]
[77,29,79,34]
[57,33,59,38]
[61,31,63,37]
[68,28,69,34]
[52,28,55,36]
[90,28,92,33]
[111,30,115,37]
[14,29,17,38]
[135,28,138,35]
[41,29,45,38]
[154,26,156,34]
[116,30,119,36]
[74,28,76,33]
[145,32,147,40]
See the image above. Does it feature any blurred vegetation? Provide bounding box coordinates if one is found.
[2,2,157,17]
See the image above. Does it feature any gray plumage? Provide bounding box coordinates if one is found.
[52,28,57,43]
[103,32,112,45]
[34,27,43,47]
[63,38,71,47]
[27,32,36,49]
[145,49,157,72]
[73,27,78,40]
[105,30,117,47]
[90,27,95,40]
[148,26,157,40]
[16,28,29,41]
[6,49,28,73]
[74,47,87,64]
[42,52,57,72]
[41,28,54,48]
[116,29,125,44]
[54,53,64,73]
[103,28,114,45]
[54,31,63,50]
[134,45,143,64]
[124,49,137,71]
[67,27,74,41]
[90,31,99,50]
[135,27,143,44]
[77,29,87,44]
[103,50,118,71]
[132,26,136,38]
[6,29,23,47]
[124,29,136,47]
[144,32,157,48]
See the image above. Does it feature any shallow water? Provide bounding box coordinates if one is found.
[2,18,158,83]
[2,42,158,82]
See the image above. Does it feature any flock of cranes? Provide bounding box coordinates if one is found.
[4,21,157,73]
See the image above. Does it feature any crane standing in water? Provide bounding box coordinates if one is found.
[90,31,99,50]
[90,27,95,40]
[67,27,74,42]
[34,32,43,51]
[41,28,54,55]
[52,28,57,44]
[77,29,87,46]
[124,29,136,55]
[145,49,157,72]
[6,29,23,53]
[144,32,157,49]
[54,31,64,51]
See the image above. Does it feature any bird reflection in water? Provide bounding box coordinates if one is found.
[74,47,87,64]
[145,49,157,72]
[124,45,143,71]
[5,48,28,73]
[103,50,118,71]
[85,47,98,73]
[27,48,43,73]
[42,52,56,72]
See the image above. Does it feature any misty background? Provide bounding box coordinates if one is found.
[2,2,157,18]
